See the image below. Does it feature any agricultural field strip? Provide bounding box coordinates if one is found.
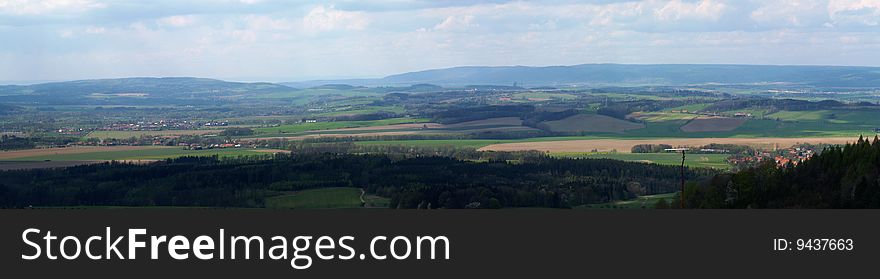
[479,137,860,153]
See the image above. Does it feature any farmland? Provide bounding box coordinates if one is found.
[543,114,645,133]
[479,137,858,153]
[680,117,747,132]
[252,117,429,136]
[552,152,730,169]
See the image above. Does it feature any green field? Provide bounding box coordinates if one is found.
[766,110,831,121]
[10,148,278,161]
[669,103,711,112]
[253,117,429,136]
[580,193,677,209]
[265,187,366,209]
[313,106,405,117]
[552,152,730,169]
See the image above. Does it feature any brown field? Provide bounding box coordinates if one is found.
[0,146,172,160]
[479,137,860,153]
[443,117,524,128]
[542,114,645,133]
[680,117,747,132]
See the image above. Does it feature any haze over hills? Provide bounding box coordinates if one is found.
[2,64,880,105]
[287,64,880,88]
[0,77,296,105]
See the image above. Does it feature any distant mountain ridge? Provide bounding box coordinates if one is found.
[287,64,880,88]
[0,77,297,105]
[0,77,294,97]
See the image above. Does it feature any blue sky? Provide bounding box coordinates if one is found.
[1,0,879,82]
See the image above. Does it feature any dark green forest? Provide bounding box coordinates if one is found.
[0,153,711,209]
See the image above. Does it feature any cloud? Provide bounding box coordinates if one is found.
[751,0,827,27]
[0,0,105,15]
[85,26,105,34]
[654,0,728,21]
[433,14,477,31]
[302,5,369,33]
[828,0,880,26]
[157,15,195,27]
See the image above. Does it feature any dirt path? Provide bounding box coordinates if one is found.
[479,137,861,153]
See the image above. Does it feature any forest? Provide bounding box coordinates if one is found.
[0,153,713,209]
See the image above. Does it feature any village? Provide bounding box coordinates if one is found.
[727,144,820,169]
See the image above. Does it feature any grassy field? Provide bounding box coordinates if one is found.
[552,152,730,169]
[766,110,831,121]
[9,147,280,161]
[629,111,696,121]
[253,118,429,136]
[579,193,677,209]
[265,187,365,209]
[669,103,711,112]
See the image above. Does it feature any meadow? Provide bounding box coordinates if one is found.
[551,152,731,169]
[252,117,429,136]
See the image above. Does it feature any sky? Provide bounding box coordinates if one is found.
[1,0,879,82]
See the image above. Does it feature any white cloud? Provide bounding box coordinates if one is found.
[751,0,827,27]
[243,15,294,31]
[828,0,880,26]
[654,0,728,21]
[0,0,105,15]
[157,15,196,28]
[85,26,105,34]
[302,5,369,33]
[433,14,477,31]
